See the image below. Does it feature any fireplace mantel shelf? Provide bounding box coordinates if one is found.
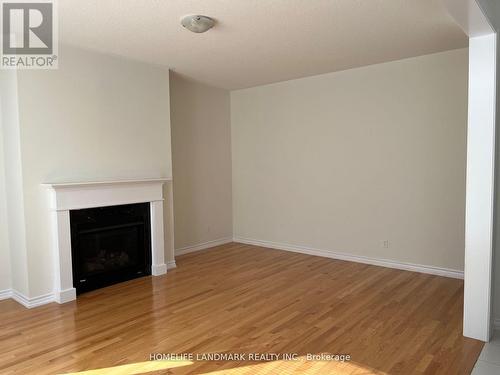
[42,177,172,189]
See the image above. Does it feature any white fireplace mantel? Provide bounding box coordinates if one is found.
[43,178,171,304]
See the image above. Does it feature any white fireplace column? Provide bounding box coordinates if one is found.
[43,178,171,304]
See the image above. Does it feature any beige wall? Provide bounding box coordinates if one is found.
[231,48,468,271]
[170,73,232,251]
[7,45,173,298]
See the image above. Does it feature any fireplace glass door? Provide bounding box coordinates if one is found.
[70,203,151,294]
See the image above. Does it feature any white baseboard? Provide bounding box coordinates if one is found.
[167,260,177,270]
[11,290,55,308]
[234,237,464,279]
[0,289,12,301]
[175,237,233,256]
[1,260,177,309]
[1,288,57,308]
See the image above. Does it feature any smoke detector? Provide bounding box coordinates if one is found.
[181,15,215,33]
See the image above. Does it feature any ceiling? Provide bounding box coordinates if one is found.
[59,0,468,90]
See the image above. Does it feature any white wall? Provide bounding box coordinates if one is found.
[170,73,233,252]
[7,45,173,298]
[231,48,468,272]
[0,70,29,296]
[0,110,11,293]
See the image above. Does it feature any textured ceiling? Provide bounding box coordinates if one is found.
[59,0,468,90]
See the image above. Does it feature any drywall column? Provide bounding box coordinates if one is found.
[463,33,497,341]
[443,0,498,342]
[476,0,500,336]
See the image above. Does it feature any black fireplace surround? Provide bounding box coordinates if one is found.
[70,203,152,294]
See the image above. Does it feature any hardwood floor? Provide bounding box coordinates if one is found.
[0,242,483,374]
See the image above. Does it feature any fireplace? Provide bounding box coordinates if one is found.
[44,178,170,304]
[70,203,152,294]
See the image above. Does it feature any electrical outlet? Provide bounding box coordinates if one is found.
[381,240,389,249]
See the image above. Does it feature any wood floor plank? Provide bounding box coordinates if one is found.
[0,242,483,374]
